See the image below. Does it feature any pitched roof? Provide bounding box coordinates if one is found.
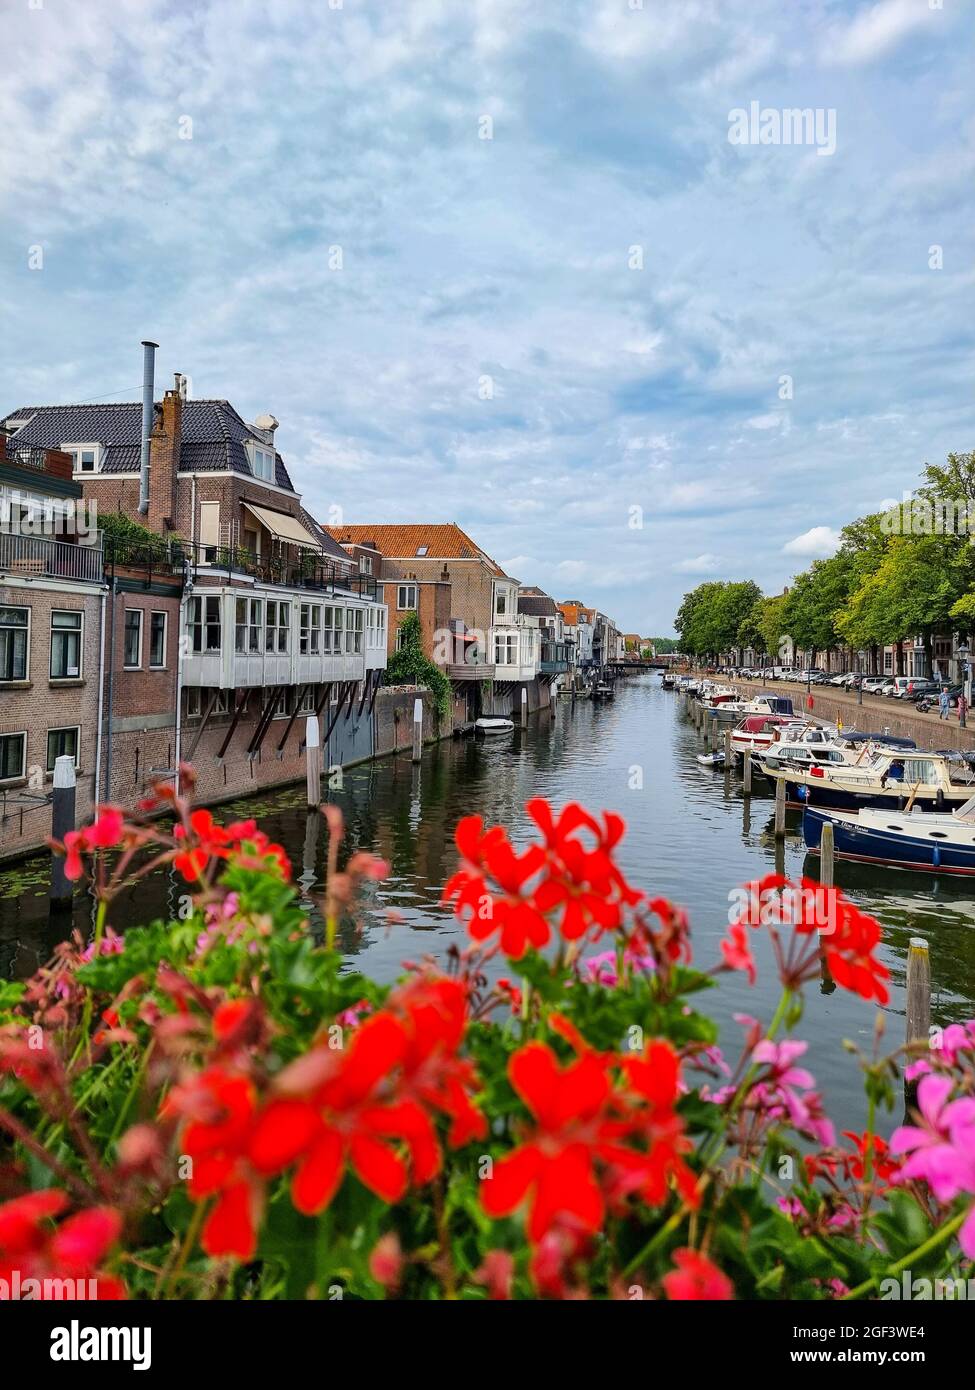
[325,523,510,577]
[0,400,296,491]
[518,587,558,618]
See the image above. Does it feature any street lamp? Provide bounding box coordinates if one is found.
[857,653,863,706]
[958,646,970,729]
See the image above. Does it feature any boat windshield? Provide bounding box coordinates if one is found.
[953,794,975,822]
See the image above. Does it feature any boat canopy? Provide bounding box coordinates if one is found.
[838,731,917,749]
[953,795,975,822]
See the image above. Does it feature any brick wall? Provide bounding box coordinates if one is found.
[0,581,102,862]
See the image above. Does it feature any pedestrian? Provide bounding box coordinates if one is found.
[939,686,950,721]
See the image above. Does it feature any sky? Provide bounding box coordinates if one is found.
[2,0,973,636]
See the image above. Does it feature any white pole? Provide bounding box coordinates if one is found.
[305,712,321,808]
[412,696,424,763]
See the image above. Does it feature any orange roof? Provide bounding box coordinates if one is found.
[324,523,509,577]
[558,602,596,625]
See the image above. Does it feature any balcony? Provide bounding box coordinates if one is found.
[181,539,379,600]
[0,531,103,584]
[182,587,386,689]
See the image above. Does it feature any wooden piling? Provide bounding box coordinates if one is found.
[743,748,752,794]
[520,686,528,728]
[906,938,930,1047]
[49,755,76,911]
[723,727,732,764]
[774,776,786,838]
[820,820,835,889]
[412,697,424,763]
[305,714,322,809]
[905,937,931,1109]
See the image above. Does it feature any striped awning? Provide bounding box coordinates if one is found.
[243,501,321,549]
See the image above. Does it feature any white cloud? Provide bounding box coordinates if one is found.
[782,527,841,557]
[673,553,722,574]
[823,0,943,66]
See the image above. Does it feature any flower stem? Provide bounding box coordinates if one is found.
[840,1208,967,1300]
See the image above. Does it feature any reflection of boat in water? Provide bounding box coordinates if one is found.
[475,717,515,735]
[592,684,614,700]
[803,796,975,875]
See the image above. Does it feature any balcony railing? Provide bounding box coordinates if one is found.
[179,539,380,600]
[0,531,103,583]
[101,535,381,601]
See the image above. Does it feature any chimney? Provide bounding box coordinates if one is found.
[137,340,158,514]
[146,381,183,533]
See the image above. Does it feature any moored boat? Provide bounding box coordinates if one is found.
[760,748,975,813]
[475,717,515,735]
[803,798,975,875]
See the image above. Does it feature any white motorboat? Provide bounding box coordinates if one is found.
[804,796,975,874]
[475,717,515,735]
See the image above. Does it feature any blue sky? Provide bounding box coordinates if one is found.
[2,0,973,634]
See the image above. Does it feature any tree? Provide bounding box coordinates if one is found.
[675,581,761,661]
[385,612,452,723]
[779,553,855,664]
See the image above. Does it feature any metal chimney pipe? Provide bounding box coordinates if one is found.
[137,340,159,515]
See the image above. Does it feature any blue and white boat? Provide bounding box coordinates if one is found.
[803,797,975,875]
[758,747,975,813]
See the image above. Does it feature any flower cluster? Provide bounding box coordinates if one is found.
[0,1190,124,1299]
[164,976,486,1260]
[443,799,642,958]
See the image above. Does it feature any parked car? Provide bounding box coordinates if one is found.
[827,672,849,686]
[861,676,887,695]
[883,677,911,698]
[900,678,941,700]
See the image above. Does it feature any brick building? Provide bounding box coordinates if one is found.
[0,436,103,860]
[2,382,388,815]
[326,523,546,718]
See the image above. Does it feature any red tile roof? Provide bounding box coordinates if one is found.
[324,523,510,577]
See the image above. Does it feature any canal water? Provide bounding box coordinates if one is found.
[3,674,974,1131]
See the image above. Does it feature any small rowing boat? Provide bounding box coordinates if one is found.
[475,717,515,735]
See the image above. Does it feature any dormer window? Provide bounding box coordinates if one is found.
[247,442,276,482]
[63,443,103,474]
[416,545,429,556]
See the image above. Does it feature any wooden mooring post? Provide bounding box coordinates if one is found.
[520,686,528,728]
[773,776,786,838]
[305,714,322,809]
[905,937,931,1109]
[723,727,732,765]
[412,697,424,763]
[49,755,76,912]
[819,821,835,888]
[742,748,752,795]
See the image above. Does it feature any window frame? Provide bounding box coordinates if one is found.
[0,606,30,683]
[188,595,222,654]
[50,609,84,680]
[0,731,27,782]
[62,442,103,475]
[397,584,417,611]
[46,725,80,772]
[247,442,276,482]
[148,611,168,670]
[122,609,143,669]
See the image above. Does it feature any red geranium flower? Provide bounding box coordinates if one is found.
[443,815,549,958]
[0,1190,126,1298]
[480,1041,611,1241]
[527,799,642,942]
[662,1248,732,1301]
[720,922,756,985]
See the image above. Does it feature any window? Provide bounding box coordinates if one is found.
[149,612,167,669]
[397,584,417,610]
[416,545,429,556]
[396,624,410,652]
[64,443,102,474]
[297,686,315,714]
[249,444,276,482]
[46,726,79,771]
[345,608,363,654]
[0,607,29,682]
[265,600,290,653]
[123,610,143,668]
[0,732,26,781]
[359,554,373,574]
[494,633,518,665]
[50,610,83,679]
[496,591,506,616]
[235,598,263,653]
[273,688,294,718]
[198,502,221,564]
[187,596,221,653]
[185,688,202,718]
[325,605,344,653]
[300,603,322,655]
